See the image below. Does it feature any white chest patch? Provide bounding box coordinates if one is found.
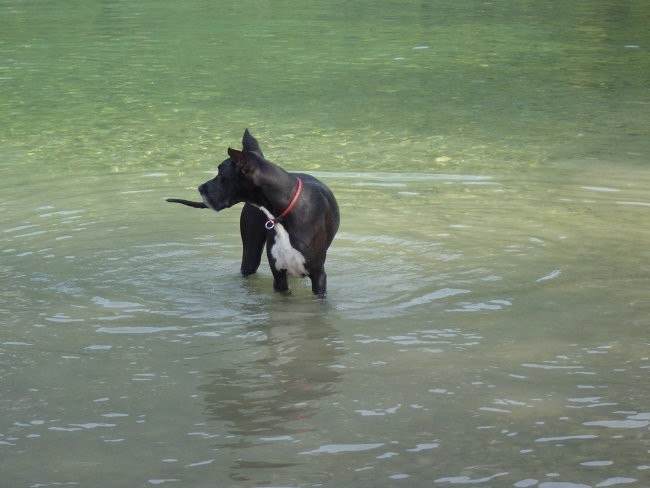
[270,223,307,278]
[255,205,307,278]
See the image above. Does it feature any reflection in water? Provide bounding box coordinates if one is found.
[199,314,342,443]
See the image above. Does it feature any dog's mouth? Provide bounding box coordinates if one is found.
[199,191,234,212]
[200,193,215,211]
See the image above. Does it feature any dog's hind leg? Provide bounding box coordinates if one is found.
[309,266,328,298]
[239,203,267,276]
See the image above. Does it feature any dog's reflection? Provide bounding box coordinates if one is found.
[198,314,342,443]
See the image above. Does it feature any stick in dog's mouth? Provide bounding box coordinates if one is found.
[166,198,207,208]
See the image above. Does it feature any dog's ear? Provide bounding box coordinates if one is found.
[228,148,249,175]
[242,129,264,157]
[228,147,258,177]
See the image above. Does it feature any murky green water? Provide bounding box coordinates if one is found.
[2,1,649,487]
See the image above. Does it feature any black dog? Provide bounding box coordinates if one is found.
[167,130,340,298]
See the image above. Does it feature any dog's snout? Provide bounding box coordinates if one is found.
[198,183,205,194]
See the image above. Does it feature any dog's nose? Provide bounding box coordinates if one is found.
[198,184,205,194]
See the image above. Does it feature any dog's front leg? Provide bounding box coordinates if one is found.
[239,204,267,276]
[271,267,289,293]
[266,241,290,292]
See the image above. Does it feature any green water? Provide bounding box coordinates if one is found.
[1,1,649,487]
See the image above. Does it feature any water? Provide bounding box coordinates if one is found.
[1,1,649,487]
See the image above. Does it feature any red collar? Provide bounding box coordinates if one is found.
[264,177,303,229]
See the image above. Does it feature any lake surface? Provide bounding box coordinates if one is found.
[1,1,649,487]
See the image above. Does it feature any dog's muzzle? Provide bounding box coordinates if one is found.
[197,185,213,210]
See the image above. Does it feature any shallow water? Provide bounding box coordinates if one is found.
[2,1,649,487]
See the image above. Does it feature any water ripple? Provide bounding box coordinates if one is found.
[300,443,385,455]
[96,326,182,334]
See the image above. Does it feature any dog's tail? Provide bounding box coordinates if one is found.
[166,198,207,209]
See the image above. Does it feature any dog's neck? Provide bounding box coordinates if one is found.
[254,164,301,217]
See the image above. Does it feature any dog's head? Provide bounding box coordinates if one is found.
[198,130,266,211]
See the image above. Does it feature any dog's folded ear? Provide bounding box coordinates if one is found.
[228,147,260,177]
[242,129,264,157]
[227,147,247,175]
